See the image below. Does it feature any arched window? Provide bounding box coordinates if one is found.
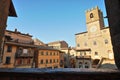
[95,52,98,56]
[77,44,80,47]
[93,41,97,45]
[90,13,94,18]
[105,39,108,44]
[79,62,83,68]
[46,52,48,55]
[84,42,87,46]
[85,62,89,68]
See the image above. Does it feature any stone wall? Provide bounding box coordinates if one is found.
[0,68,120,80]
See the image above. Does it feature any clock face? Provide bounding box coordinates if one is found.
[90,26,97,32]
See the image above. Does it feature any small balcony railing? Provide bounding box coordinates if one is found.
[7,39,34,45]
[76,56,91,59]
[16,53,34,58]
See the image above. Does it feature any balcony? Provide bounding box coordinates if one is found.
[76,56,91,60]
[6,39,34,45]
[16,53,34,58]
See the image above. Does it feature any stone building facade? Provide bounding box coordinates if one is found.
[35,47,60,69]
[0,0,17,62]
[1,29,62,68]
[47,41,68,50]
[1,29,35,68]
[33,38,46,46]
[75,6,115,68]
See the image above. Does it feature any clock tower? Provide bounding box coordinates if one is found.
[86,6,104,34]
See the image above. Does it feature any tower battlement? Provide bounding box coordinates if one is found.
[85,6,100,13]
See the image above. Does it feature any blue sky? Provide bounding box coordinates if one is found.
[7,0,107,47]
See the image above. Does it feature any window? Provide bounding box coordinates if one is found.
[23,49,28,54]
[84,42,87,46]
[18,48,23,55]
[46,52,48,55]
[77,44,80,47]
[79,62,83,68]
[41,52,44,55]
[84,52,86,55]
[46,59,48,64]
[7,45,12,52]
[79,65,82,68]
[5,57,11,64]
[54,59,55,63]
[50,52,52,55]
[85,66,89,68]
[50,59,52,63]
[56,59,58,63]
[80,52,82,56]
[105,39,108,44]
[54,52,55,55]
[40,60,43,64]
[93,41,97,45]
[57,59,59,63]
[90,13,94,18]
[95,52,98,56]
[57,52,59,55]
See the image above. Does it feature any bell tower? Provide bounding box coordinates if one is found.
[86,6,104,33]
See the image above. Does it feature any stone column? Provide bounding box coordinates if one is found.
[0,0,11,62]
[105,0,120,69]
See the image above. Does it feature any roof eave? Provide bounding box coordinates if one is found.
[9,0,17,17]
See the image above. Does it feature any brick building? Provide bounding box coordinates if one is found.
[0,0,17,62]
[35,46,61,69]
[1,29,62,68]
[1,29,35,68]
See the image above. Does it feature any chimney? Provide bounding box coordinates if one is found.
[15,28,17,32]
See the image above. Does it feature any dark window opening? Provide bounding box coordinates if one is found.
[54,59,55,63]
[46,60,48,64]
[46,52,48,55]
[5,57,11,64]
[77,44,80,47]
[93,41,97,45]
[41,52,44,55]
[50,52,52,55]
[79,65,82,68]
[50,59,52,63]
[90,13,94,18]
[41,60,43,64]
[7,45,12,52]
[85,66,89,68]
[84,42,87,46]
[95,52,98,55]
[105,39,108,44]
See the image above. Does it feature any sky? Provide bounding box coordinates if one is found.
[7,0,108,47]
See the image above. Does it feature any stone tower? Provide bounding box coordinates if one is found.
[86,6,104,34]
